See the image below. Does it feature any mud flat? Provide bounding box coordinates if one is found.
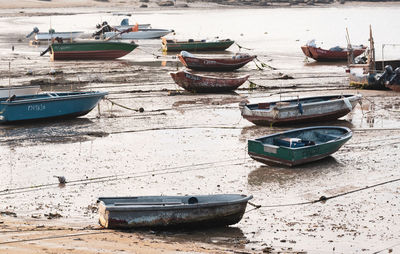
[1,2,400,254]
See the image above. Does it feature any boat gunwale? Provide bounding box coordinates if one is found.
[0,92,108,105]
[98,195,253,211]
[172,70,250,81]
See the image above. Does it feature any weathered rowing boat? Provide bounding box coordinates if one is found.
[0,91,107,123]
[43,41,138,61]
[104,29,173,40]
[97,194,253,228]
[170,70,249,93]
[301,40,366,62]
[0,86,40,98]
[178,51,256,71]
[248,126,352,167]
[162,38,234,52]
[240,94,361,126]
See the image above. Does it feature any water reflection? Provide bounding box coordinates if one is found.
[248,156,340,187]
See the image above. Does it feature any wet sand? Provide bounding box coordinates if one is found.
[1,2,400,254]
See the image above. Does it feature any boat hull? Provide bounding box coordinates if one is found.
[170,71,249,93]
[179,54,256,71]
[302,46,366,61]
[248,126,352,167]
[50,42,138,60]
[240,94,361,126]
[163,40,234,52]
[0,91,107,123]
[97,194,252,229]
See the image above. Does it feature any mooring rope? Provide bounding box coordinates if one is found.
[104,97,144,112]
[246,177,400,213]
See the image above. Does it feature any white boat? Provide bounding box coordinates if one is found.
[34,31,84,41]
[0,86,41,98]
[26,27,84,41]
[104,29,174,40]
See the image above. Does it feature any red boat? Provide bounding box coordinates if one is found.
[301,45,366,62]
[178,51,256,71]
[170,70,249,93]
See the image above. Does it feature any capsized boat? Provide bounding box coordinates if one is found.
[26,27,83,41]
[97,194,253,228]
[0,86,40,98]
[0,91,108,123]
[240,94,362,126]
[248,126,352,167]
[170,70,249,93]
[41,41,138,61]
[301,40,366,62]
[162,38,234,52]
[178,51,256,71]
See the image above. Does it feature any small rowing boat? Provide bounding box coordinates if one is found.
[178,51,256,71]
[97,194,253,228]
[240,94,362,126]
[162,38,234,52]
[170,70,249,93]
[0,91,107,123]
[248,126,352,167]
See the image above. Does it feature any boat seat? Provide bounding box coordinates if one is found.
[274,137,309,148]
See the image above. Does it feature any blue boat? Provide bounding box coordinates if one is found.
[0,91,108,123]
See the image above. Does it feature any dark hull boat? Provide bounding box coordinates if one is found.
[97,194,253,229]
[248,126,352,167]
[170,70,249,93]
[46,41,138,61]
[178,51,256,71]
[162,38,234,52]
[301,45,366,62]
[0,91,107,123]
[240,94,362,126]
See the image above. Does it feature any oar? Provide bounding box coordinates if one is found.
[40,46,51,56]
[105,24,138,41]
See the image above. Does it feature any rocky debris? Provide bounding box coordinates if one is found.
[0,211,17,217]
[45,212,62,219]
[140,4,148,7]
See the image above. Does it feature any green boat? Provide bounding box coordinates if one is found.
[248,126,352,167]
[162,38,234,52]
[41,41,138,61]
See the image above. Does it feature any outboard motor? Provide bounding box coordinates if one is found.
[121,18,129,26]
[378,65,394,83]
[26,27,39,38]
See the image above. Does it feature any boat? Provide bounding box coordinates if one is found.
[240,94,362,126]
[26,27,83,41]
[0,91,107,123]
[301,40,366,62]
[0,86,40,98]
[111,18,152,30]
[162,38,234,52]
[170,70,249,93]
[103,29,174,40]
[41,41,138,61]
[178,51,256,71]
[97,194,253,228]
[248,126,352,167]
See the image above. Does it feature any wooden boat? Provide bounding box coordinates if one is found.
[178,51,256,71]
[42,41,138,61]
[301,45,366,62]
[170,70,249,93]
[103,29,173,40]
[0,91,107,123]
[248,126,352,167]
[162,38,234,52]
[240,94,362,126]
[97,194,253,228]
[0,86,40,98]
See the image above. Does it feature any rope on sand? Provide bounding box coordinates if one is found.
[246,177,400,212]
[104,98,144,112]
